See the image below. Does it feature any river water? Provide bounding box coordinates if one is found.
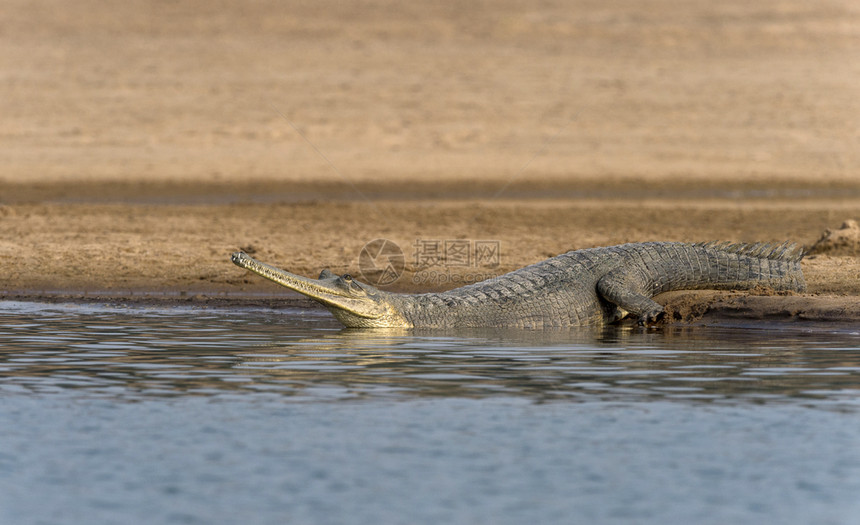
[1,301,858,524]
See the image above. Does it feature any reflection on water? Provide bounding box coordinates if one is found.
[1,301,858,406]
[2,301,860,525]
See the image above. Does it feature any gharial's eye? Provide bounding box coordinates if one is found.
[342,274,352,281]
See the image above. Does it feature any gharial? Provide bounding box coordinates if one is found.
[231,241,805,329]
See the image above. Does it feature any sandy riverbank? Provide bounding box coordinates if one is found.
[1,192,859,324]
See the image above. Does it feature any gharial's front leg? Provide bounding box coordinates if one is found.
[596,270,664,325]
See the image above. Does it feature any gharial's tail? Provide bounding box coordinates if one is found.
[687,240,806,292]
[595,240,806,324]
[694,240,805,261]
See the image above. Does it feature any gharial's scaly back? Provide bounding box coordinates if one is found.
[391,241,806,328]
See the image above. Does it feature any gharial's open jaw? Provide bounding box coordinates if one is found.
[230,252,384,319]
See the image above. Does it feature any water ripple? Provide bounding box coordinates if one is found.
[1,301,859,406]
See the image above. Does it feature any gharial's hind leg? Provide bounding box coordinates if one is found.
[597,272,664,325]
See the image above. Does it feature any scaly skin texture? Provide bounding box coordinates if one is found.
[232,241,806,328]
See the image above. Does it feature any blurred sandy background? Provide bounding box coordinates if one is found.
[1,0,859,320]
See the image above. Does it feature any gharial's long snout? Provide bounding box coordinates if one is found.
[231,251,356,307]
[230,252,399,325]
[231,252,324,295]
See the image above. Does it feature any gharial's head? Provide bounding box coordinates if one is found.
[231,252,409,328]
